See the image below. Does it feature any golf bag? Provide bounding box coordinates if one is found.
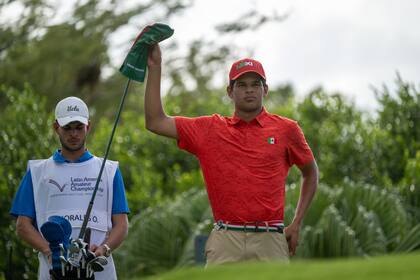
[40,216,108,280]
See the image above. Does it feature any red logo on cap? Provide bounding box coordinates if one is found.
[229,58,266,81]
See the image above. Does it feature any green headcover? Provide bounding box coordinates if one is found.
[119,23,174,82]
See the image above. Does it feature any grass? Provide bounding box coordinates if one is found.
[137,252,420,280]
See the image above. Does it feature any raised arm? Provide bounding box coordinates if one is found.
[144,43,178,139]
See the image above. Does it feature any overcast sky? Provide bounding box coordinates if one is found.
[4,0,419,112]
[152,0,419,112]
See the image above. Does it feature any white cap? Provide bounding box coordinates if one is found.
[55,96,89,126]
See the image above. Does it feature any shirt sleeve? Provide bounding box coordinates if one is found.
[112,167,130,214]
[175,116,213,155]
[286,121,314,167]
[10,170,36,219]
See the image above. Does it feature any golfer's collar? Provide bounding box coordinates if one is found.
[230,107,268,127]
[255,107,269,127]
[53,150,93,163]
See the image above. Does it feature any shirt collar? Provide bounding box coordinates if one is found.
[229,107,268,127]
[53,149,93,163]
[255,107,269,127]
[230,115,242,126]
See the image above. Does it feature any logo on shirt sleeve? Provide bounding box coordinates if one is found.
[267,137,278,145]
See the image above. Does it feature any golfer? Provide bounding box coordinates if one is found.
[10,97,130,279]
[144,44,318,264]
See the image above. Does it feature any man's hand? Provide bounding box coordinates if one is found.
[148,44,162,67]
[90,244,107,257]
[41,248,52,264]
[16,216,54,262]
[89,214,128,257]
[284,222,300,256]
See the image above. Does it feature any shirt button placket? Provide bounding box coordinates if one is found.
[244,123,249,144]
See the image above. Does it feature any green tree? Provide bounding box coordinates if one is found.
[296,88,376,186]
[0,0,189,113]
[374,75,420,183]
[400,152,420,221]
[0,85,56,279]
[373,76,420,217]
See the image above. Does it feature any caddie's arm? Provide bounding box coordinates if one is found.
[285,160,318,256]
[16,216,51,258]
[144,43,178,139]
[91,213,128,257]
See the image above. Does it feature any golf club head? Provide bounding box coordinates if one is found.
[94,256,108,266]
[84,248,96,263]
[88,260,105,272]
[67,255,81,268]
[67,239,83,267]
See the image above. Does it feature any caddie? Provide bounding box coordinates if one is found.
[10,96,130,279]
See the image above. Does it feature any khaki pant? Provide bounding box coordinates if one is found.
[205,229,290,265]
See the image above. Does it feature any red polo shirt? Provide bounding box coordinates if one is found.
[175,108,314,223]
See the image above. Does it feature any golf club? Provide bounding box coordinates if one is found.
[68,79,132,266]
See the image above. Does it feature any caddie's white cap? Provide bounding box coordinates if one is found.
[55,96,89,126]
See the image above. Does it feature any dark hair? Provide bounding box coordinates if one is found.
[229,77,267,87]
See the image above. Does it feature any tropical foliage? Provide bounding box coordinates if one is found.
[1,0,419,279]
[0,86,56,279]
[114,182,420,278]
